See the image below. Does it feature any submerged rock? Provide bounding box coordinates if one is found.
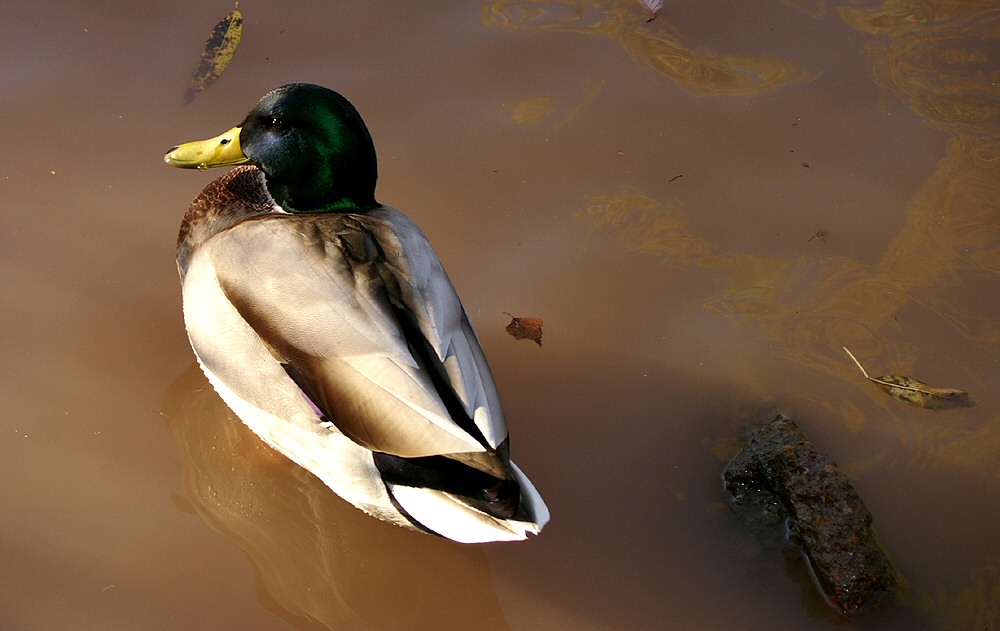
[723,415,900,616]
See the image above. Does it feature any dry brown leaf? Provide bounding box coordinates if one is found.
[504,313,543,347]
[843,347,972,410]
[185,5,243,104]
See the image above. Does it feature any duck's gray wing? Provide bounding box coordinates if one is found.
[364,206,508,450]
[200,211,508,466]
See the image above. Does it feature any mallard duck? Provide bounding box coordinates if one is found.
[164,83,548,543]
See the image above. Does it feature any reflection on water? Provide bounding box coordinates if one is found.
[482,0,816,96]
[163,365,511,631]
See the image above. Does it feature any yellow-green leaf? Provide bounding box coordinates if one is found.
[185,6,243,104]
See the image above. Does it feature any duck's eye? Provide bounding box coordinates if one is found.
[266,117,287,133]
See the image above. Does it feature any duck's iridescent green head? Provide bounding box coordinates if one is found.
[165,83,378,213]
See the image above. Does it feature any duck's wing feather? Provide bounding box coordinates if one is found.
[365,206,508,450]
[201,209,508,464]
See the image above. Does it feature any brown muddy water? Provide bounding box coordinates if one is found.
[3,1,999,629]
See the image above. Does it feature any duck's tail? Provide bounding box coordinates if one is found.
[385,462,549,543]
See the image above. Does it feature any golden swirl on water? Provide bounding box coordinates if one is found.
[505,79,606,127]
[576,2,1000,475]
[482,0,816,96]
[840,1,1000,134]
[575,186,715,264]
[506,95,558,125]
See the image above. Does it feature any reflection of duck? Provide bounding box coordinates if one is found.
[164,83,548,543]
[163,364,513,630]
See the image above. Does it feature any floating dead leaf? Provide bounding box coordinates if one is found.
[504,312,543,347]
[843,347,972,410]
[185,4,243,104]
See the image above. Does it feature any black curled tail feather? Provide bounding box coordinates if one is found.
[373,451,520,520]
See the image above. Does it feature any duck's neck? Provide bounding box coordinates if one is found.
[261,141,379,212]
[266,180,377,213]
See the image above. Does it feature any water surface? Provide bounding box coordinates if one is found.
[3,1,999,629]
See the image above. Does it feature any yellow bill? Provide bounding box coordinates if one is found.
[164,125,249,169]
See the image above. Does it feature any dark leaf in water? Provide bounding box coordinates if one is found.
[185,5,243,104]
[843,347,972,410]
[808,229,828,243]
[504,313,543,347]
